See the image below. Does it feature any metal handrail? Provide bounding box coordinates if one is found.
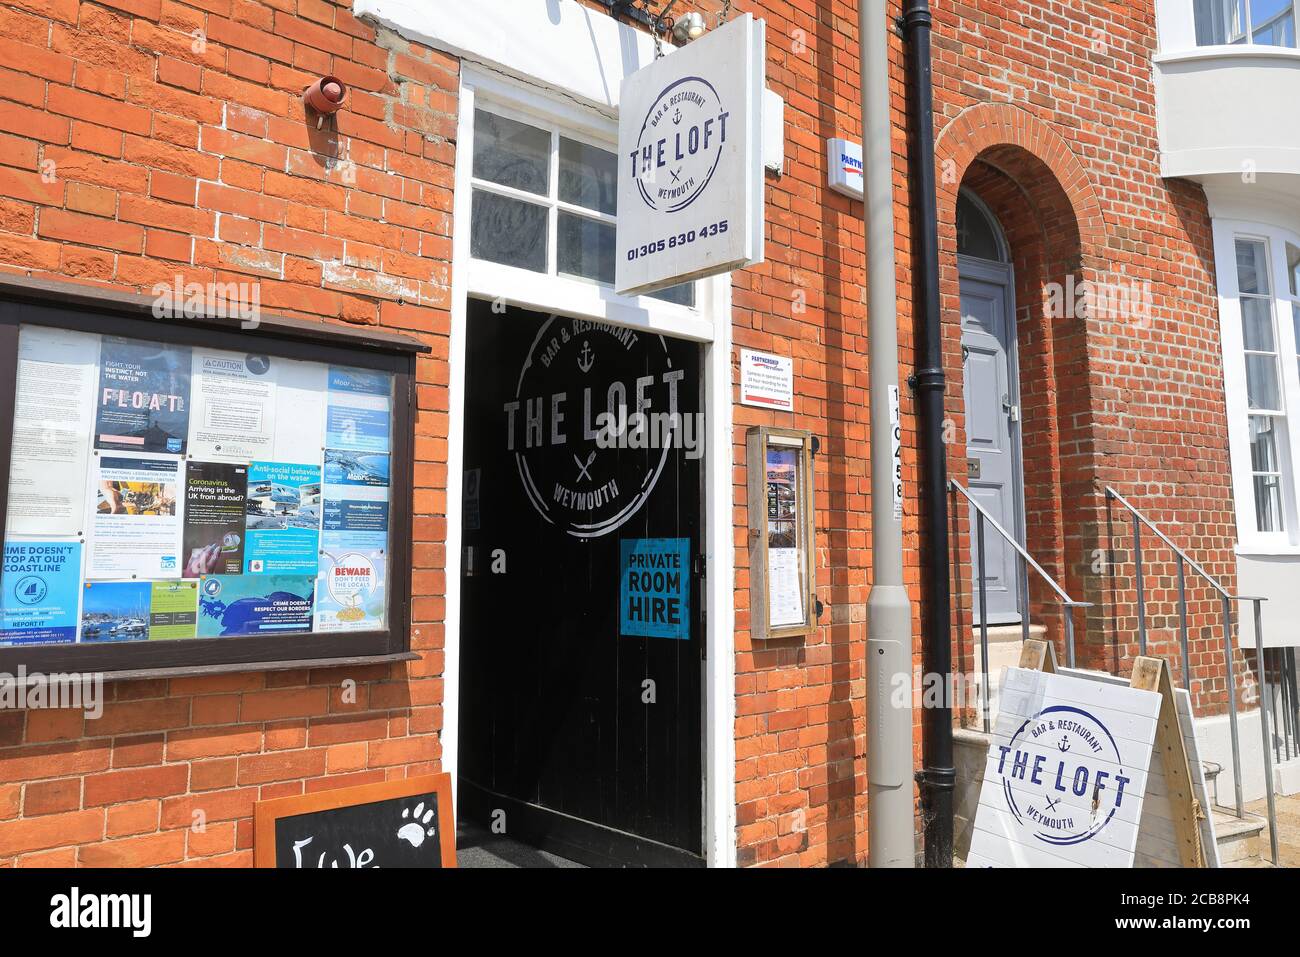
[952,481,1091,610]
[1104,487,1280,863]
[1105,487,1233,599]
[950,480,1092,732]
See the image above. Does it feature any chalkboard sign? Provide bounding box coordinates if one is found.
[254,773,456,868]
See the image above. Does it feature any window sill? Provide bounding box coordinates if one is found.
[1235,542,1300,558]
[1156,44,1300,65]
[95,652,421,686]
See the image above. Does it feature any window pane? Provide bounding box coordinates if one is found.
[1250,415,1282,472]
[1236,238,1270,295]
[559,137,617,215]
[1287,242,1300,297]
[1251,0,1296,45]
[649,283,696,307]
[472,110,550,196]
[1246,354,1283,409]
[1294,302,1300,363]
[956,192,1003,261]
[1241,296,1276,351]
[471,189,548,272]
[1254,474,1285,532]
[557,211,614,283]
[1194,0,1236,43]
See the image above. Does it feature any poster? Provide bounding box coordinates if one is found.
[86,455,182,579]
[197,574,314,637]
[148,580,198,640]
[325,366,391,454]
[768,548,804,627]
[322,448,389,534]
[322,491,389,533]
[0,541,82,645]
[94,337,191,454]
[5,327,99,536]
[766,446,804,628]
[182,461,247,577]
[323,449,389,488]
[618,538,690,639]
[271,358,327,464]
[739,349,794,411]
[80,581,152,642]
[188,350,276,462]
[245,462,321,575]
[314,531,386,632]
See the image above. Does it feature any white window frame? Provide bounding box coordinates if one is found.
[1214,217,1300,553]
[462,74,713,343]
[443,64,736,866]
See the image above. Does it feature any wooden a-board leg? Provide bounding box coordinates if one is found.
[1131,656,1205,868]
[1018,638,1057,674]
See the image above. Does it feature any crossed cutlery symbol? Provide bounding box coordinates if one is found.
[574,450,596,483]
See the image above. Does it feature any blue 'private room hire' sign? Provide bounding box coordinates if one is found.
[619,537,690,640]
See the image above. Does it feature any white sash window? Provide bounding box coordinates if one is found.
[1217,221,1300,550]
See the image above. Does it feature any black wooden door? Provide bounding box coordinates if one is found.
[458,298,703,865]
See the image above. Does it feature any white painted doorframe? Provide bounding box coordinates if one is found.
[442,67,737,866]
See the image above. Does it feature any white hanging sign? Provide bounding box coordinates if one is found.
[968,667,1161,868]
[614,14,766,297]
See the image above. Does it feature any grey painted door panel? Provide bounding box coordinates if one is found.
[960,261,1023,625]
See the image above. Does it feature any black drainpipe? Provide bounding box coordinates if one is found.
[901,0,954,867]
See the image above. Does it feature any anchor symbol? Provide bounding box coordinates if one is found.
[672,108,682,125]
[577,340,594,373]
[1058,736,1071,753]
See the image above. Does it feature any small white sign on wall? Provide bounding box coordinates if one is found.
[826,137,863,201]
[739,349,793,411]
[615,14,766,297]
[968,667,1161,868]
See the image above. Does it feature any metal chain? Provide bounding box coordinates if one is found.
[653,1,665,58]
[718,0,732,25]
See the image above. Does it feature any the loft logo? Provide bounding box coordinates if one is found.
[630,76,730,213]
[994,705,1133,847]
[504,316,687,539]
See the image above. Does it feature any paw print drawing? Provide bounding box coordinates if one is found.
[397,802,436,848]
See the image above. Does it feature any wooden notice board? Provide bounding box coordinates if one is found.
[254,773,456,868]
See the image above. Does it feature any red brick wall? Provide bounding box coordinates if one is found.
[926,1,1253,719]
[0,0,455,866]
[0,0,1252,869]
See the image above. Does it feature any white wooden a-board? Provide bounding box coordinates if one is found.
[967,641,1215,868]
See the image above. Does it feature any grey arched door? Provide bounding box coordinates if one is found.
[957,192,1026,625]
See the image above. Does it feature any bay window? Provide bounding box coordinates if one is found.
[1195,0,1298,46]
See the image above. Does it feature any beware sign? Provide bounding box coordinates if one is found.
[968,667,1161,868]
[614,14,765,296]
[619,538,690,639]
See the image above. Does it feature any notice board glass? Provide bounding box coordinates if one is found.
[746,426,816,639]
[0,295,418,675]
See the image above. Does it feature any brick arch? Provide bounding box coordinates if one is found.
[934,103,1106,260]
[934,104,1113,692]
